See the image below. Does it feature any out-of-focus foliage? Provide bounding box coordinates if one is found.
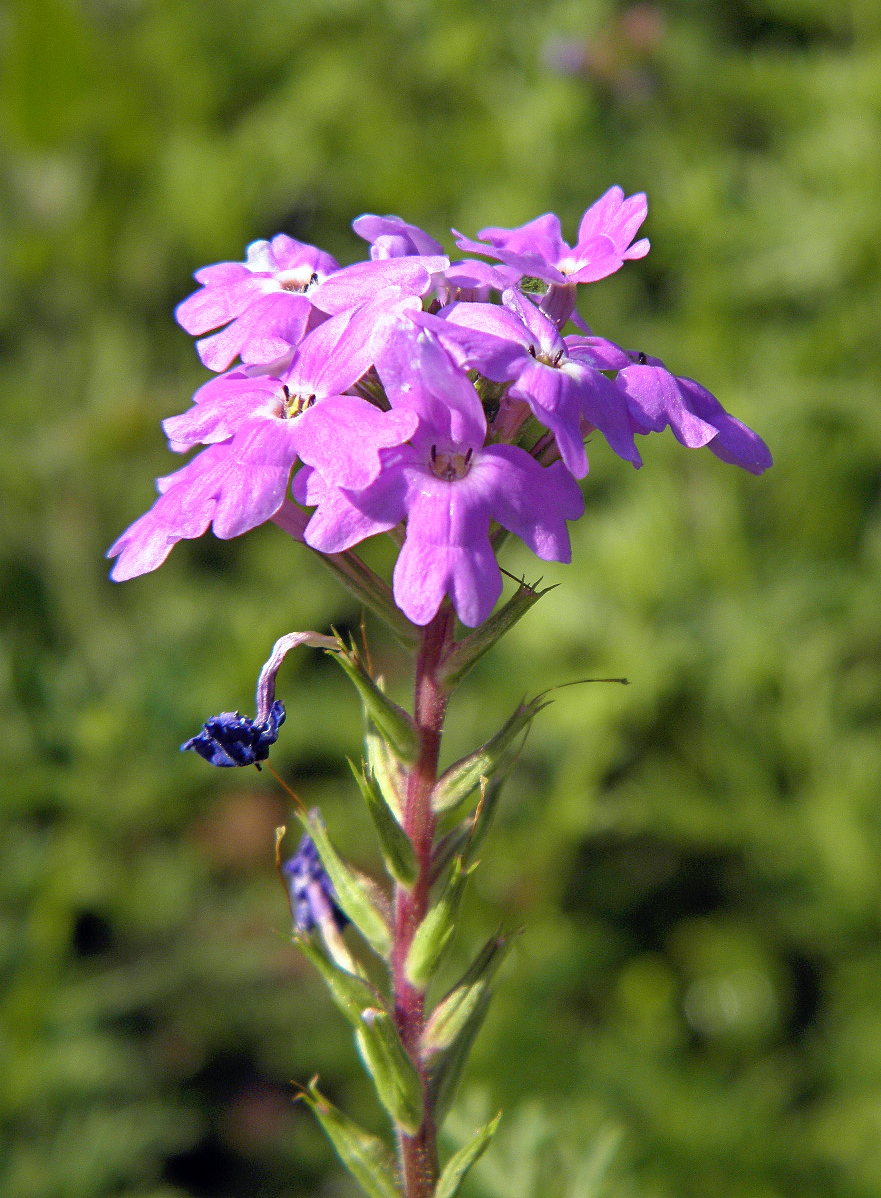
[2,0,880,1195]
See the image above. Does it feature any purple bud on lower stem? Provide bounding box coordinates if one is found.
[282,830,349,934]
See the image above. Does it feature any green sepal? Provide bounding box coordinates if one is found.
[431,774,505,882]
[299,1080,401,1198]
[434,1113,502,1198]
[425,933,513,1126]
[293,933,382,1028]
[331,644,419,763]
[349,758,418,888]
[431,695,551,814]
[438,578,555,688]
[355,1008,424,1135]
[297,808,392,959]
[422,931,512,1054]
[366,720,406,821]
[405,858,475,991]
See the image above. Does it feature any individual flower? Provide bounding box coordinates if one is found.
[615,353,773,474]
[453,185,650,287]
[107,299,421,580]
[182,700,286,768]
[415,290,642,478]
[175,235,339,372]
[281,831,348,934]
[295,325,585,627]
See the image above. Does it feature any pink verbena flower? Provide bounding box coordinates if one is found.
[294,325,584,627]
[107,299,420,580]
[175,235,340,372]
[415,290,642,478]
[453,186,650,287]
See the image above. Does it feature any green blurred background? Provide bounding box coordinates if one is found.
[3,0,881,1195]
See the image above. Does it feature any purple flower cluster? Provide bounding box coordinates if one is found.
[109,188,771,627]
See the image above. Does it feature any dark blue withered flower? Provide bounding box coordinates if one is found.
[282,831,348,933]
[181,699,286,767]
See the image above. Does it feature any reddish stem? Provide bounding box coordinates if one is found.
[393,604,455,1198]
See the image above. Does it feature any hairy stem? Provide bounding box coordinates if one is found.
[393,604,454,1198]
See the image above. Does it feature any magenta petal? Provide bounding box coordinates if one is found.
[377,325,486,449]
[297,462,407,553]
[478,446,584,561]
[175,275,266,335]
[196,292,310,371]
[563,362,643,467]
[676,378,773,474]
[564,335,632,371]
[193,262,252,287]
[477,213,565,260]
[209,421,301,538]
[353,214,445,257]
[295,396,419,489]
[162,376,283,449]
[617,365,719,447]
[392,483,501,627]
[310,257,448,315]
[413,308,528,383]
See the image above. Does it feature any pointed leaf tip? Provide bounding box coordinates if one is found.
[434,1113,502,1198]
[300,1081,402,1198]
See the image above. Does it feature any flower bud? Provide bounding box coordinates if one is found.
[431,695,551,814]
[349,759,417,888]
[356,1008,424,1135]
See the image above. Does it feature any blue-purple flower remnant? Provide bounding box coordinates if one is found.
[109,188,771,1198]
[182,701,285,767]
[281,831,348,934]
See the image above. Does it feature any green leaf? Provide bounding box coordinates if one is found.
[293,933,382,1028]
[404,858,475,990]
[349,758,417,887]
[331,644,419,763]
[438,579,554,688]
[298,808,392,959]
[300,1080,401,1198]
[434,1112,502,1198]
[422,931,513,1054]
[356,1008,424,1135]
[431,696,551,814]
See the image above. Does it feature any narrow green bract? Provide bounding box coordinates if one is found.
[404,859,475,990]
[300,1082,402,1198]
[434,1113,502,1198]
[349,758,418,887]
